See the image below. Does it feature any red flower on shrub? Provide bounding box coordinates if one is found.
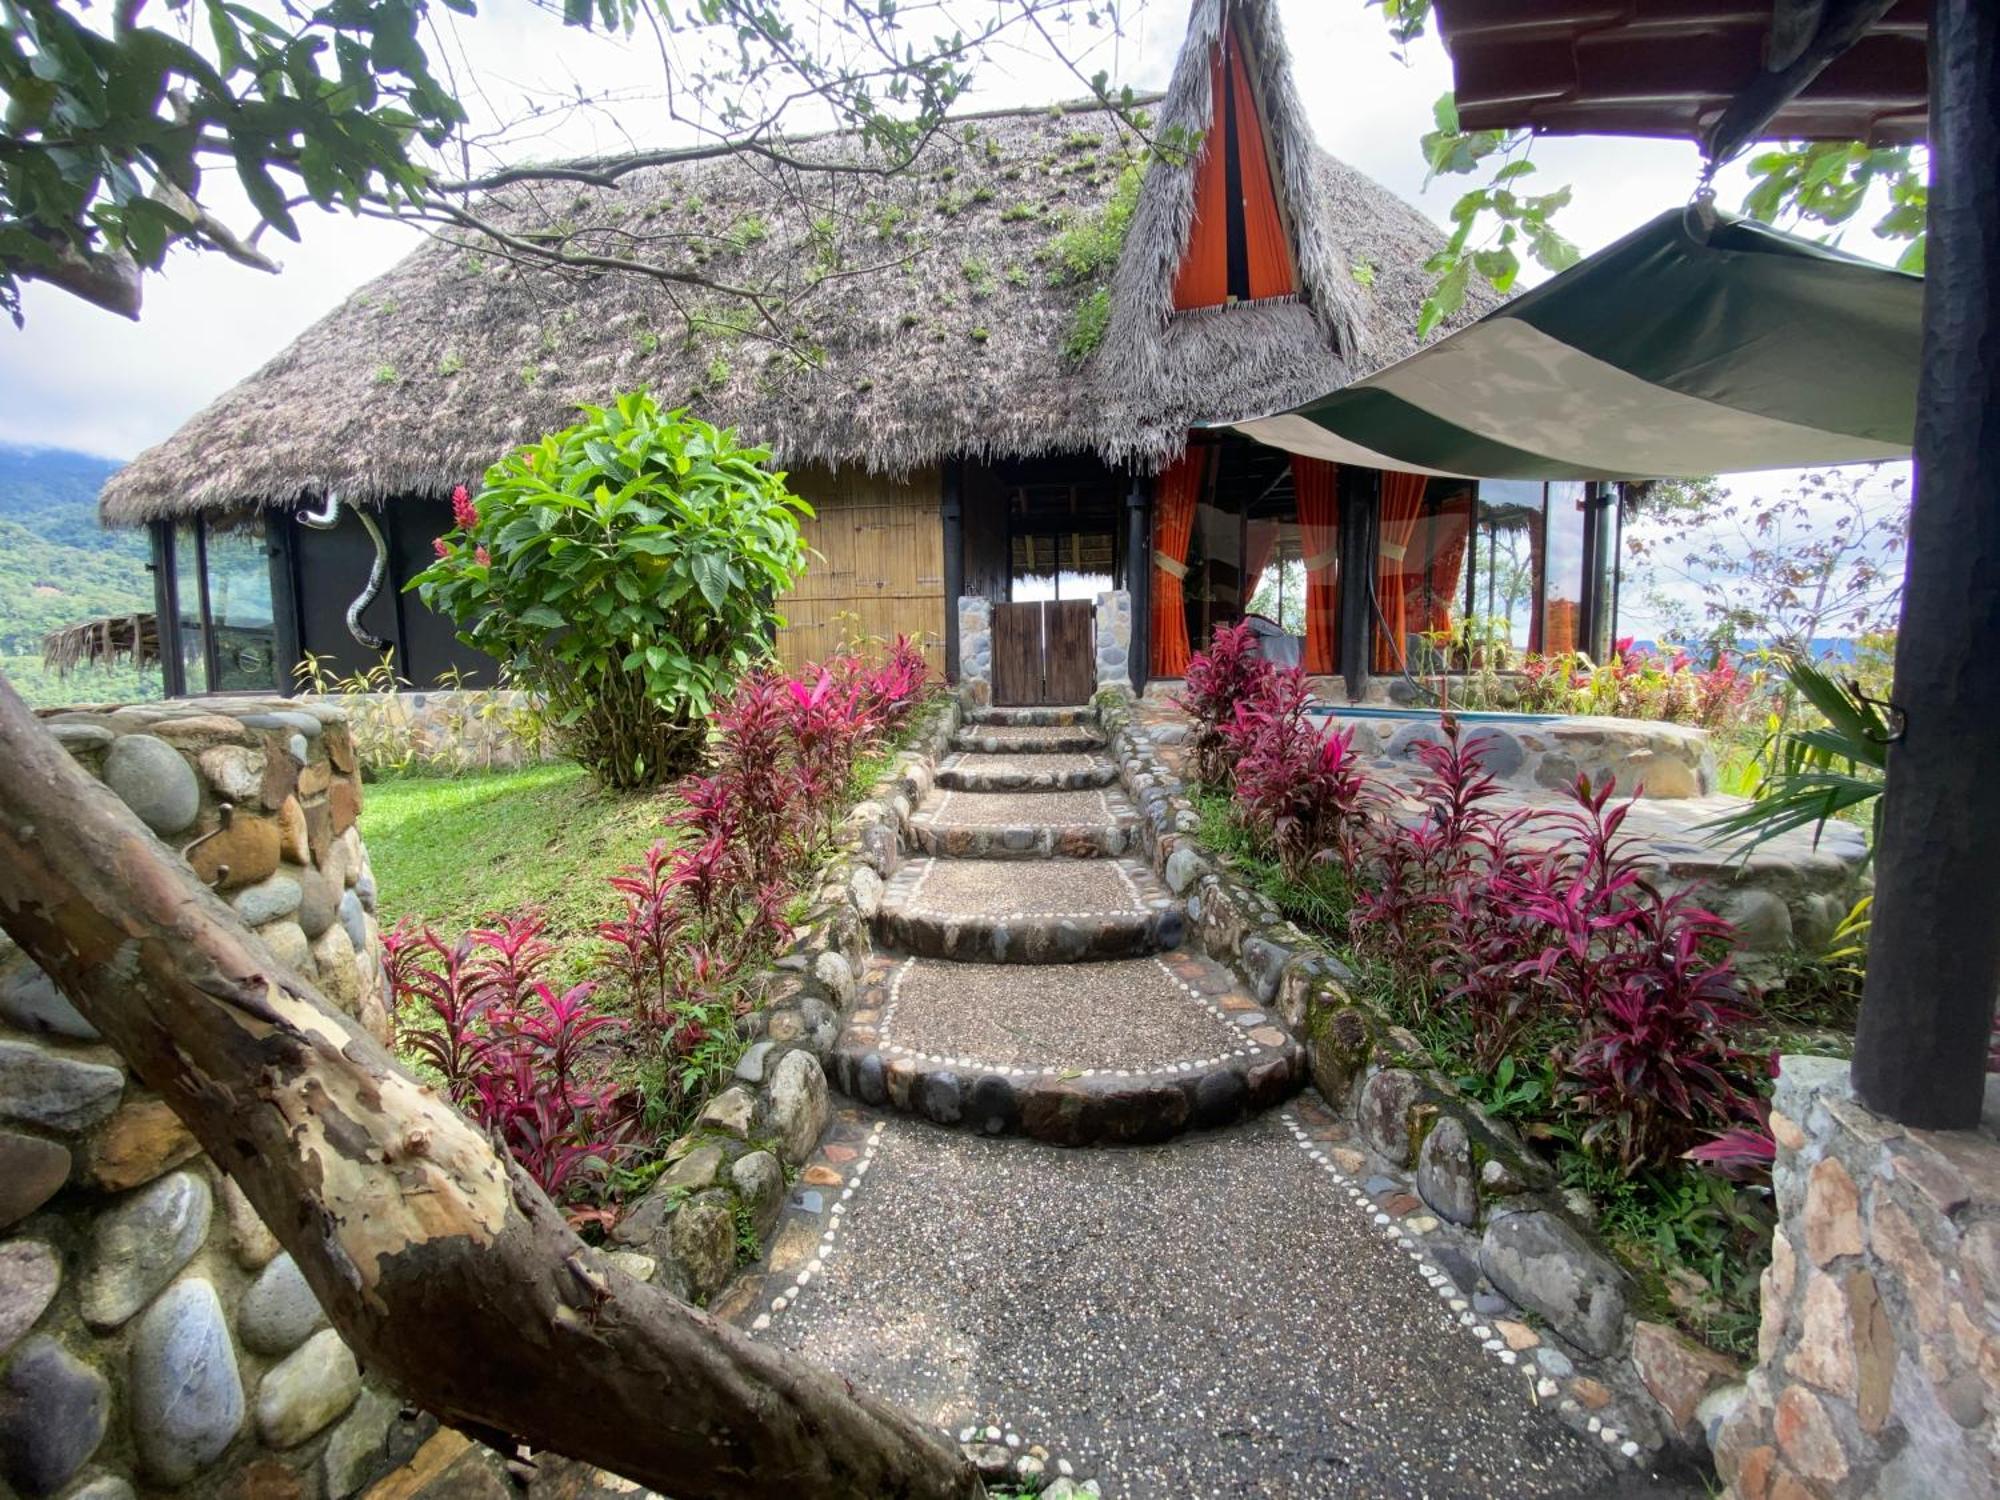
[433,537,449,559]
[452,483,479,531]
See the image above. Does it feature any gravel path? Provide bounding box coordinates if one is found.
[765,1110,1657,1500]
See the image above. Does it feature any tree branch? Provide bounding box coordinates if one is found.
[0,671,982,1500]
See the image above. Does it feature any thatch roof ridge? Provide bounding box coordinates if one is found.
[100,2,1487,525]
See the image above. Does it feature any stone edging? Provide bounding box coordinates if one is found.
[609,697,964,1304]
[1095,688,1743,1467]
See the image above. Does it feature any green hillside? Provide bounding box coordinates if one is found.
[0,444,161,707]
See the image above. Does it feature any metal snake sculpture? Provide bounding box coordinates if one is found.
[296,494,390,651]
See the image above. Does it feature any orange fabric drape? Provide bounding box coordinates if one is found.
[1373,471,1430,673]
[1244,520,1279,613]
[1423,491,1472,636]
[1227,36,1295,301]
[1150,448,1205,677]
[1172,45,1230,310]
[1293,457,1339,675]
[1171,33,1297,310]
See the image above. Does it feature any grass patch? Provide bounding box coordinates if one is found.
[361,763,675,986]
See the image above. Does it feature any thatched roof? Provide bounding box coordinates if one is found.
[43,612,160,675]
[101,0,1486,525]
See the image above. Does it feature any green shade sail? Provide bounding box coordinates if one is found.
[1231,209,1922,480]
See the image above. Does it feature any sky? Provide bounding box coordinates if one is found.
[0,0,1915,639]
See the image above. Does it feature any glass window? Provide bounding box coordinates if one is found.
[1010,531,1114,603]
[1467,480,1545,659]
[203,510,280,691]
[1540,481,1588,656]
[173,522,208,693]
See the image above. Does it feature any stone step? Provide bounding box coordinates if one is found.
[904,787,1140,859]
[936,751,1118,792]
[964,706,1097,728]
[875,857,1182,963]
[951,724,1106,755]
[829,952,1304,1144]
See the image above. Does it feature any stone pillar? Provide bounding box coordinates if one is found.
[0,698,414,1500]
[1710,1056,2000,1499]
[958,597,993,707]
[1094,590,1133,695]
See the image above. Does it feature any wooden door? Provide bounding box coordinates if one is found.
[1043,601,1095,704]
[992,603,1044,706]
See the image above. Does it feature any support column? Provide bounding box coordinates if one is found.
[942,462,964,683]
[1338,467,1379,702]
[1125,474,1152,692]
[1852,0,2000,1129]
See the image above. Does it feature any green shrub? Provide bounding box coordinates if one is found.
[411,392,812,788]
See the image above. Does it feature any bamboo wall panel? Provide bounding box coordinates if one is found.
[776,465,946,673]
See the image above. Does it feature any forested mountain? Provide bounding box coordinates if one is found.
[0,444,160,705]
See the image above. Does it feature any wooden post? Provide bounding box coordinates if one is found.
[942,462,964,683]
[1338,467,1379,701]
[1851,0,2000,1130]
[1126,473,1151,691]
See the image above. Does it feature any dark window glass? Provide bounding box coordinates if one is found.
[203,511,280,691]
[173,521,208,693]
[1541,481,1589,656]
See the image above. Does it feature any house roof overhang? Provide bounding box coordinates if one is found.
[1433,0,1931,159]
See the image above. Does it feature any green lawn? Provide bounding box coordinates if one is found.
[359,764,676,984]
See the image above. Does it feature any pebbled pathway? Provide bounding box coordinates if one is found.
[733,702,1695,1497]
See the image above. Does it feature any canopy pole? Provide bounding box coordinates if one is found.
[1851,0,2000,1130]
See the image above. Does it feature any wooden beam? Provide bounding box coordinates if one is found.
[1851,0,2000,1130]
[1703,0,1903,159]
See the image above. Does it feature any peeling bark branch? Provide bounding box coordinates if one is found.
[0,672,981,1500]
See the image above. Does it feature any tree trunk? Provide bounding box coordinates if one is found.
[0,674,981,1500]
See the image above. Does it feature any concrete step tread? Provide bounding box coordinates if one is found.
[936,751,1118,791]
[965,706,1097,728]
[951,725,1106,755]
[883,855,1165,921]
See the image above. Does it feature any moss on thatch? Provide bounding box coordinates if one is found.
[99,0,1489,526]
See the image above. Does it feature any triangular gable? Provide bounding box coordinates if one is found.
[1172,16,1299,310]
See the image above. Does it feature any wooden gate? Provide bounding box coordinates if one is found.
[991,600,1096,706]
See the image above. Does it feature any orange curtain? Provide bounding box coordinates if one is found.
[1171,32,1297,310]
[1424,490,1472,636]
[1227,35,1295,300]
[1244,520,1279,613]
[1293,457,1339,675]
[1374,471,1430,673]
[1150,448,1205,677]
[1172,44,1230,311]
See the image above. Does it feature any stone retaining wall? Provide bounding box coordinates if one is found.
[1097,687,1746,1471]
[957,599,993,706]
[610,699,964,1305]
[2,701,415,1500]
[1711,1058,2000,1500]
[1093,591,1132,694]
[295,690,548,775]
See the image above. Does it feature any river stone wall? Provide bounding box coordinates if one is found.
[1097,686,1749,1471]
[1316,710,1718,800]
[611,699,963,1310]
[1710,1057,2000,1500]
[1,701,416,1500]
[957,599,993,707]
[295,690,548,775]
[1093,591,1132,694]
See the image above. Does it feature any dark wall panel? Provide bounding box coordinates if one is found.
[389,500,497,687]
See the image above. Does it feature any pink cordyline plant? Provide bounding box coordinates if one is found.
[1177,620,1272,789]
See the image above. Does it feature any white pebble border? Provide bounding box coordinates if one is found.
[945,1415,1099,1493]
[1278,1108,1644,1466]
[747,1120,886,1335]
[867,955,1285,1079]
